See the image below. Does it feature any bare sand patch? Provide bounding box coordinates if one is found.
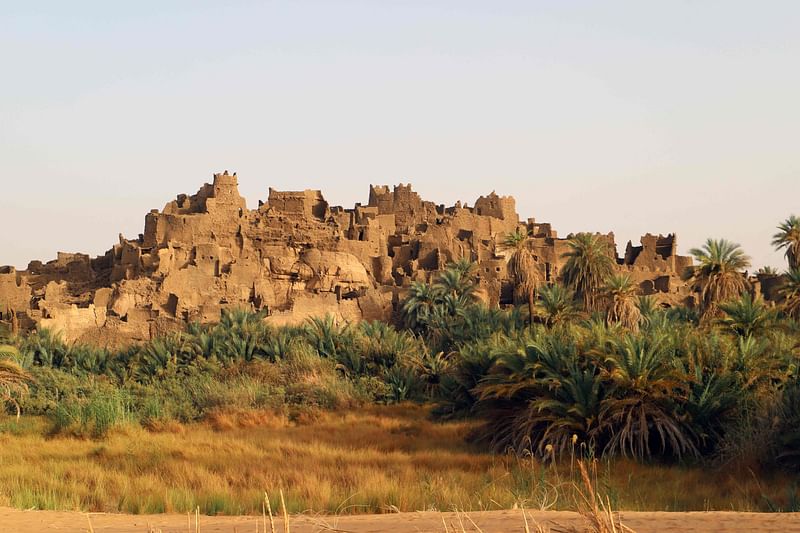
[2,508,800,533]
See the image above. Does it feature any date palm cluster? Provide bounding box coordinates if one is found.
[0,216,799,469]
[407,216,800,466]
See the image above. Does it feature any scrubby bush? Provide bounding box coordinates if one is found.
[9,312,403,434]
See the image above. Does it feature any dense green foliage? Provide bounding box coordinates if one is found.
[602,274,641,331]
[781,267,800,319]
[773,215,800,270]
[0,313,441,437]
[561,232,615,312]
[689,238,751,320]
[470,317,798,461]
[2,220,800,475]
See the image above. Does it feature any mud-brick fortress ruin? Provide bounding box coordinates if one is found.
[2,171,702,346]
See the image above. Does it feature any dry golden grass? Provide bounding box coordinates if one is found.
[571,460,634,533]
[0,404,796,516]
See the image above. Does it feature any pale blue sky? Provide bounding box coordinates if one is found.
[1,1,798,270]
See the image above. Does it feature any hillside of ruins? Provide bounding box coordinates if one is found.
[0,171,781,346]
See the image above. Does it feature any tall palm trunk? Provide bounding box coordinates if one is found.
[510,251,537,328]
[503,229,539,329]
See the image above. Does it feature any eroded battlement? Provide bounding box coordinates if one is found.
[1,172,702,346]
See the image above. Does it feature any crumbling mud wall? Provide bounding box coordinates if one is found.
[1,172,701,346]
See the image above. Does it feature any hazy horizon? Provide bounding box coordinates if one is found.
[2,1,799,270]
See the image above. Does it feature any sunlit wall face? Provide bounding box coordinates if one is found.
[1,1,798,270]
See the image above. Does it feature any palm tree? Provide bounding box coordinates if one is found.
[434,263,478,307]
[561,233,615,312]
[780,267,800,320]
[408,349,451,397]
[133,333,198,380]
[536,284,581,328]
[757,266,780,277]
[20,328,69,368]
[772,215,800,269]
[401,281,440,330]
[728,334,784,395]
[637,295,659,328]
[524,361,605,456]
[448,257,478,279]
[602,274,641,332]
[0,344,19,360]
[775,381,800,471]
[599,335,696,459]
[0,344,31,420]
[304,314,352,360]
[717,293,775,337]
[358,320,417,373]
[501,229,538,326]
[689,238,751,321]
[682,368,740,455]
[432,338,503,419]
[475,334,604,455]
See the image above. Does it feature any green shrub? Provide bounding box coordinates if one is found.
[8,291,799,468]
[51,387,133,438]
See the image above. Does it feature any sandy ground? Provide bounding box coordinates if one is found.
[2,508,800,533]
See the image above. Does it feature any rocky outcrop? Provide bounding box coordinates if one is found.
[1,172,698,346]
